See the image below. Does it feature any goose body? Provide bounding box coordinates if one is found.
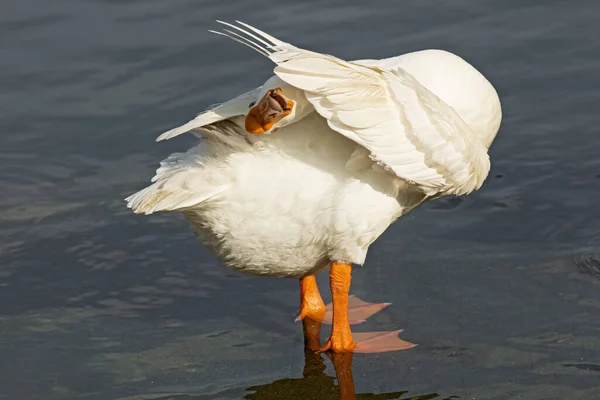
[126,21,502,352]
[130,111,420,277]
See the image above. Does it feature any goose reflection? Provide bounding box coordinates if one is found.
[243,318,456,400]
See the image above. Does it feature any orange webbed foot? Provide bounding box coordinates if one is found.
[351,330,416,353]
[322,295,391,325]
[319,330,415,354]
[319,262,416,353]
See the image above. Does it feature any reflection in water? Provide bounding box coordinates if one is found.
[243,318,457,400]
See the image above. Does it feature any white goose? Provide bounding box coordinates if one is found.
[126,21,502,353]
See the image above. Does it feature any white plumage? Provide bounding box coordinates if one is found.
[126,21,502,278]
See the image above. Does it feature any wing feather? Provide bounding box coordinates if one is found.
[155,87,260,142]
[212,21,491,196]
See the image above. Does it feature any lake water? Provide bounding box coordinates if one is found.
[1,0,600,399]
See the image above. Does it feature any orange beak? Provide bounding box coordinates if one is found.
[245,88,294,134]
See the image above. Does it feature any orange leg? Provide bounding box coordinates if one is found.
[320,262,356,352]
[319,262,417,354]
[296,276,326,322]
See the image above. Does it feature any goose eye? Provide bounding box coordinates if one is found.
[248,101,256,108]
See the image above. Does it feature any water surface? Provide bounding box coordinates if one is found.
[1,0,600,399]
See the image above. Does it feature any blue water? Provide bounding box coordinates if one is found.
[1,0,600,399]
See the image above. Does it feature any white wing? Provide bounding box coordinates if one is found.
[211,21,490,196]
[155,86,260,142]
